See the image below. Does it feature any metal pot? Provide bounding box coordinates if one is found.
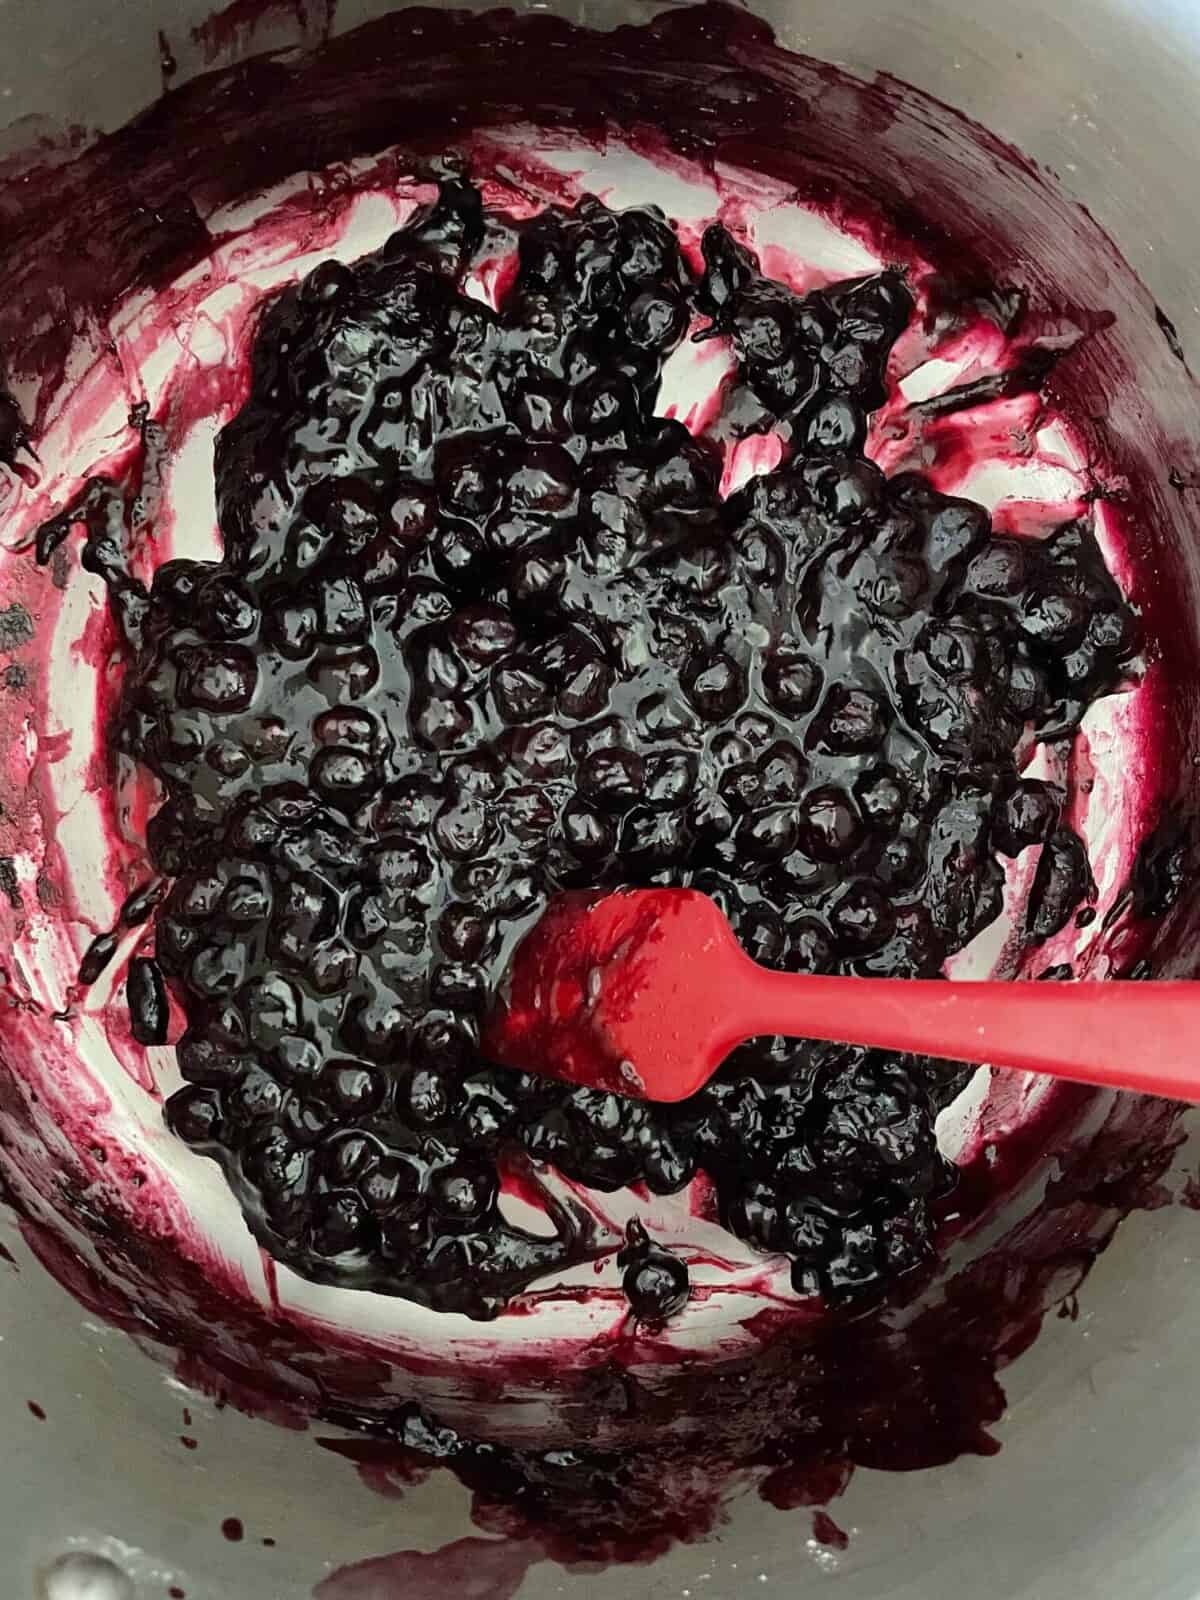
[3,1,1200,1596]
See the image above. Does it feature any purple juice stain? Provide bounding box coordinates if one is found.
[313,1535,541,1600]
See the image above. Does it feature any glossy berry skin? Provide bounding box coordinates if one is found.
[127,956,170,1046]
[618,1219,690,1323]
[48,167,1135,1318]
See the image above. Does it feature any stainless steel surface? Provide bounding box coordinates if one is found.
[3,1,1200,1595]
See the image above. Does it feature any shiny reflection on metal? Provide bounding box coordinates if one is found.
[36,1553,135,1600]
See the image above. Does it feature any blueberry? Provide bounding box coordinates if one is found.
[151,559,205,618]
[438,451,500,518]
[188,943,247,998]
[964,537,1029,598]
[925,500,989,575]
[1026,828,1094,940]
[578,746,644,811]
[684,653,745,721]
[313,706,380,750]
[431,1160,496,1222]
[309,1191,370,1256]
[321,1061,387,1116]
[803,455,884,523]
[797,786,862,862]
[1019,587,1087,648]
[269,602,318,659]
[439,902,490,961]
[1087,604,1137,657]
[310,946,357,1000]
[361,1153,425,1214]
[342,991,412,1060]
[635,689,700,743]
[570,373,636,440]
[493,662,553,724]
[736,808,798,862]
[618,1229,689,1323]
[756,741,807,804]
[643,750,698,809]
[784,1200,838,1263]
[319,1131,380,1184]
[413,695,471,750]
[803,393,866,454]
[309,645,381,702]
[451,603,517,665]
[810,684,889,754]
[310,747,380,806]
[370,836,434,891]
[995,779,1061,856]
[200,577,259,640]
[79,931,120,987]
[274,1035,323,1084]
[179,647,257,713]
[316,576,368,642]
[302,259,355,304]
[226,1069,285,1127]
[506,445,576,513]
[242,1127,308,1196]
[561,802,617,860]
[403,1065,453,1125]
[626,287,688,352]
[854,768,907,830]
[734,904,786,966]
[559,658,610,721]
[763,651,821,715]
[388,487,437,546]
[242,975,300,1049]
[828,880,894,951]
[166,1085,224,1145]
[620,806,692,869]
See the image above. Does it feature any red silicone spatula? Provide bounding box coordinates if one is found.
[484,886,1200,1103]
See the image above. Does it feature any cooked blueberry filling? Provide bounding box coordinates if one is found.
[43,166,1137,1318]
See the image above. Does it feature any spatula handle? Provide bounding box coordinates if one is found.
[734,967,1200,1100]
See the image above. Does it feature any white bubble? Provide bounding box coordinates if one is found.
[37,1552,135,1600]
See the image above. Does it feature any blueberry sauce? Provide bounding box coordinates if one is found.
[38,165,1137,1320]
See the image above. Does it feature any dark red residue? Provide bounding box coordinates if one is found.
[26,1400,45,1421]
[180,1435,198,1449]
[221,1517,245,1543]
[316,1436,433,1501]
[158,30,178,83]
[313,1536,541,1600]
[811,1510,850,1550]
[190,0,319,65]
[760,1457,853,1511]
